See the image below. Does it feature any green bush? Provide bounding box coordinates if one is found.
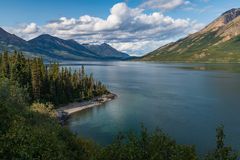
[98,126,197,160]
[0,79,96,160]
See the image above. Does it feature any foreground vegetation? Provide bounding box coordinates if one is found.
[0,52,239,159]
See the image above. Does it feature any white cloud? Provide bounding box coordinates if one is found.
[22,23,39,34]
[139,0,186,11]
[110,40,174,56]
[8,2,204,56]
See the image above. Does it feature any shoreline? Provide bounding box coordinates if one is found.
[56,93,117,123]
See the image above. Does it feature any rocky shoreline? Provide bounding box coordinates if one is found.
[56,93,117,124]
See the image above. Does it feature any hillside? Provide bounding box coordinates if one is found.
[0,27,29,51]
[0,28,129,61]
[141,8,240,63]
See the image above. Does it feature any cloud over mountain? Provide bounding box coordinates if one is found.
[6,2,203,55]
[22,23,39,34]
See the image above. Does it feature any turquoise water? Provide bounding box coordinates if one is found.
[65,62,240,154]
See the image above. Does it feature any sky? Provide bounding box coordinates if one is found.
[0,0,239,56]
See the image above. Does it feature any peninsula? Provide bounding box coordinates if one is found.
[56,93,117,121]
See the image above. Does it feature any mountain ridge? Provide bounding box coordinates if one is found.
[0,28,129,60]
[83,43,129,59]
[28,34,99,60]
[0,27,28,47]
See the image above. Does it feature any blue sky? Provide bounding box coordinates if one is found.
[1,0,239,55]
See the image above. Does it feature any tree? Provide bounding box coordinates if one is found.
[10,52,30,87]
[31,58,41,100]
[205,125,238,160]
[1,51,10,78]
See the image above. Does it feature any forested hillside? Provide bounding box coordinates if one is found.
[0,51,108,105]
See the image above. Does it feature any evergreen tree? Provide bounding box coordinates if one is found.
[31,59,41,100]
[1,51,10,78]
[205,125,238,160]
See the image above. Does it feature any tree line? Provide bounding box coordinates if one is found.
[0,51,108,106]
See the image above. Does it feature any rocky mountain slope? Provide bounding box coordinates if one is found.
[141,8,240,63]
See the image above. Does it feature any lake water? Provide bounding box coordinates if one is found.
[65,62,240,154]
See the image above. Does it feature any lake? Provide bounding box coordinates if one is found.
[64,61,240,154]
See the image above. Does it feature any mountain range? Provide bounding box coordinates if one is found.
[0,28,129,61]
[141,8,240,63]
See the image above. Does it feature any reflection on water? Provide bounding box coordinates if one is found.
[177,63,240,73]
[65,62,240,155]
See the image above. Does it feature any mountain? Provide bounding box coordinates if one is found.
[0,28,129,60]
[83,43,130,60]
[141,8,240,63]
[28,34,99,60]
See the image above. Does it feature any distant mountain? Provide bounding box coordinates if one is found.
[141,8,240,63]
[0,28,130,60]
[28,34,99,60]
[83,43,129,60]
